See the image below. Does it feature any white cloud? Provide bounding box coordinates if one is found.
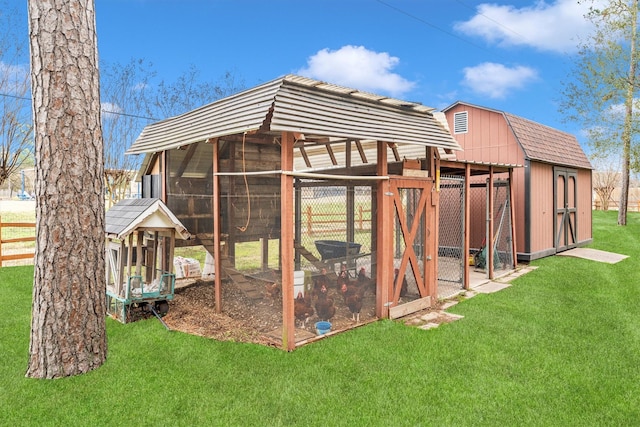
[455,0,596,53]
[101,102,123,120]
[0,61,29,94]
[297,45,416,97]
[462,62,538,99]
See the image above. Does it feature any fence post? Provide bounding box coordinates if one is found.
[306,205,313,236]
[358,205,363,231]
[0,216,3,267]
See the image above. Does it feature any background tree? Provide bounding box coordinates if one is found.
[27,0,107,378]
[100,59,156,206]
[0,1,33,189]
[150,66,245,118]
[561,0,640,225]
[100,63,245,205]
[591,157,621,210]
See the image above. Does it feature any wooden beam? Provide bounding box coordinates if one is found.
[213,139,222,313]
[509,168,518,268]
[488,166,495,279]
[280,131,296,351]
[463,163,471,290]
[325,144,337,165]
[355,140,367,163]
[175,143,198,178]
[376,141,392,318]
[299,146,311,168]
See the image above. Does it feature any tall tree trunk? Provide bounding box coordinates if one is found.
[619,0,639,226]
[26,0,106,379]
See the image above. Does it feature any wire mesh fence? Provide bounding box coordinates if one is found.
[438,175,465,298]
[295,181,374,276]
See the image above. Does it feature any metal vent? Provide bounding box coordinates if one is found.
[454,111,468,134]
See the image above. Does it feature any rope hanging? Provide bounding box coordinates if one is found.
[236,132,251,232]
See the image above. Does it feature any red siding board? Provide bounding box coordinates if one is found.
[444,102,592,260]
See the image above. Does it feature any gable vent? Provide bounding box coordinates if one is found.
[453,111,468,134]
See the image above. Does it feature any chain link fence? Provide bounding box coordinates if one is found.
[295,181,374,276]
[438,175,465,298]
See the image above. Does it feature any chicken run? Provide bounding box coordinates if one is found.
[160,264,423,347]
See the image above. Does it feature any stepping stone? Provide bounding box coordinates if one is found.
[474,281,510,294]
[420,312,440,322]
[440,300,458,310]
[419,322,440,330]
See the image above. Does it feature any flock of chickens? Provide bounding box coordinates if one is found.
[264,265,410,330]
[295,266,376,327]
[264,266,377,329]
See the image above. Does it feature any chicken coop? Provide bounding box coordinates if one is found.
[105,198,191,323]
[126,75,467,350]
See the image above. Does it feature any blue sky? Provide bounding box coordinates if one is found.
[11,0,599,149]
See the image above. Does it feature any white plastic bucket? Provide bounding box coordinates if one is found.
[294,270,305,297]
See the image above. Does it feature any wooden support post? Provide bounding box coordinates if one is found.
[463,163,471,290]
[509,168,518,268]
[152,231,159,283]
[280,132,296,350]
[127,233,134,280]
[261,237,269,271]
[488,167,495,279]
[346,140,355,242]
[294,179,301,269]
[168,230,175,274]
[135,230,143,277]
[375,141,392,318]
[426,147,438,300]
[212,138,222,314]
[118,240,126,294]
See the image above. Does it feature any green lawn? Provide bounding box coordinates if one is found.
[2,210,640,426]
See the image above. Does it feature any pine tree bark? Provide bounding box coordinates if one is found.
[26,0,107,379]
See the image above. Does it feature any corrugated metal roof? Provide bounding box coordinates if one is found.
[105,198,190,240]
[126,74,462,155]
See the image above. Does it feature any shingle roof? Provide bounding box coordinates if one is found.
[105,198,190,240]
[504,113,592,170]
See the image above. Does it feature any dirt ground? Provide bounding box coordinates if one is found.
[161,275,380,347]
[157,273,449,347]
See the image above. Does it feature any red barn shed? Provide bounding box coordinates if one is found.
[442,102,592,261]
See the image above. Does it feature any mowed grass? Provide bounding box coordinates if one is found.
[2,210,640,426]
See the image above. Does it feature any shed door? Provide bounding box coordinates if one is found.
[554,167,577,252]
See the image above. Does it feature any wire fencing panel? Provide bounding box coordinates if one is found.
[438,175,465,298]
[491,179,514,276]
[295,182,374,274]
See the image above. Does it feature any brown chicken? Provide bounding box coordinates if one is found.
[341,280,366,322]
[394,268,408,297]
[264,282,281,305]
[314,284,336,321]
[312,268,331,298]
[357,267,376,295]
[294,291,314,327]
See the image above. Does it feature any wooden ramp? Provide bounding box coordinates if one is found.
[295,244,337,279]
[219,257,263,301]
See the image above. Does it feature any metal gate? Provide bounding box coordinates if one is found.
[438,175,465,298]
